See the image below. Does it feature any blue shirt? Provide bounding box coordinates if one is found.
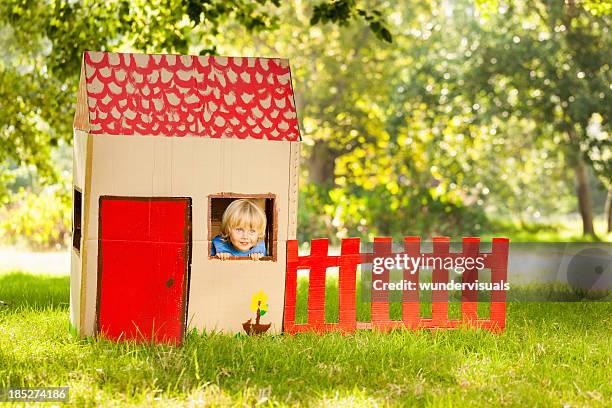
[211,235,267,257]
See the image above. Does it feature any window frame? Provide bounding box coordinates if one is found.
[73,187,83,253]
[207,193,278,262]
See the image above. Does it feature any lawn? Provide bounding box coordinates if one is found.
[0,271,610,406]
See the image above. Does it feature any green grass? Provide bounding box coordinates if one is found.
[1,271,611,406]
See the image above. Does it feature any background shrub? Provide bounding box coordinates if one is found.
[0,186,71,250]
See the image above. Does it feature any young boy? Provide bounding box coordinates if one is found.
[211,199,267,260]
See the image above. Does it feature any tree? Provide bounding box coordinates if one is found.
[224,2,508,239]
[217,1,594,241]
[463,0,611,237]
[0,0,391,200]
[2,0,606,243]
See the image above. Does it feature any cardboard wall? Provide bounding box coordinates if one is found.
[79,135,297,335]
[69,129,90,333]
[69,249,81,332]
[73,130,88,191]
[73,62,90,132]
[288,142,300,240]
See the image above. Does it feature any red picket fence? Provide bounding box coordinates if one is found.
[283,236,510,334]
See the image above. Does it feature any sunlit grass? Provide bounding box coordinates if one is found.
[0,270,610,406]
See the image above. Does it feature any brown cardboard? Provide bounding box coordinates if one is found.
[73,129,88,190]
[71,128,89,332]
[73,60,90,132]
[188,241,287,333]
[84,135,292,242]
[72,51,301,338]
[77,133,94,336]
[69,249,81,332]
[288,141,300,240]
[82,238,99,335]
[80,135,293,335]
[152,137,173,196]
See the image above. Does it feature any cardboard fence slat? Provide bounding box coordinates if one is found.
[338,238,360,331]
[461,237,480,324]
[307,239,329,328]
[283,236,509,334]
[371,237,392,328]
[283,240,299,332]
[431,237,451,326]
[402,237,421,328]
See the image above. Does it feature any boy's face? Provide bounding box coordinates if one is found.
[229,226,259,252]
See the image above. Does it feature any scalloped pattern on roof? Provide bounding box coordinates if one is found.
[83,52,300,141]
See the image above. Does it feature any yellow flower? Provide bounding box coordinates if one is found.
[249,290,269,312]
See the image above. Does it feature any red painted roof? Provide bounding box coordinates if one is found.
[82,51,301,141]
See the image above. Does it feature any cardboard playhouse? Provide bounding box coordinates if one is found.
[71,51,301,343]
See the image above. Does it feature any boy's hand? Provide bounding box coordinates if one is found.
[216,253,231,260]
[250,253,264,261]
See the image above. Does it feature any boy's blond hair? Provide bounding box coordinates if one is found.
[220,199,267,241]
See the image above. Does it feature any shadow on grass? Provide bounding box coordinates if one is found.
[0,271,69,310]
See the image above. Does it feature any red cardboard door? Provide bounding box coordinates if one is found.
[97,197,191,344]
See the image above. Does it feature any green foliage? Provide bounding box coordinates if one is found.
[0,187,71,250]
[0,0,609,243]
[297,183,336,243]
[469,0,611,184]
[582,0,612,16]
[0,0,391,203]
[245,1,605,240]
[310,0,392,42]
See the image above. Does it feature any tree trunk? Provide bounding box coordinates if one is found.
[308,141,337,185]
[605,186,612,233]
[575,153,597,238]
